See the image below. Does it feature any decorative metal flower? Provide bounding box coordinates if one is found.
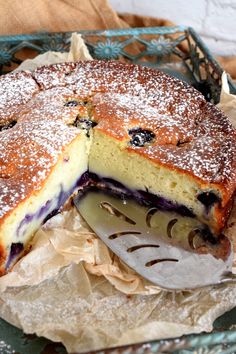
[0,46,12,66]
[146,36,173,56]
[40,35,69,53]
[94,39,123,59]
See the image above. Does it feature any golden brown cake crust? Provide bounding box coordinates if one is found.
[0,243,6,275]
[0,60,236,232]
[92,92,236,198]
[0,85,84,224]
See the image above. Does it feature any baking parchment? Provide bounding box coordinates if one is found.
[0,33,235,353]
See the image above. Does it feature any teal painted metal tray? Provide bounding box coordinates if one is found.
[0,26,236,102]
[0,26,236,353]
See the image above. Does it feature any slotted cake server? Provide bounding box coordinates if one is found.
[73,190,236,290]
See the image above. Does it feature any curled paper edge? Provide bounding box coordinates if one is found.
[217,72,236,128]
[14,33,92,73]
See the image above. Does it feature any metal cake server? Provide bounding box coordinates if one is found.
[73,190,236,290]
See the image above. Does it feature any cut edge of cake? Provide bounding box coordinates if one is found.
[88,128,234,234]
[0,131,90,273]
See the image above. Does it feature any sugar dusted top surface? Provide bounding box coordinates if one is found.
[0,60,236,221]
[0,71,39,126]
[92,91,236,190]
[0,83,82,219]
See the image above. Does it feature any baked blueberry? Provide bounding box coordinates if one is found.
[128,128,155,147]
[64,100,79,107]
[177,140,188,147]
[197,191,220,208]
[0,120,17,131]
[9,242,24,259]
[73,118,97,137]
[78,118,97,130]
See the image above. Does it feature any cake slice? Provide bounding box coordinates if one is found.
[0,109,90,274]
[88,91,236,234]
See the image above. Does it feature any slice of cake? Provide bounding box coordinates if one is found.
[0,61,235,274]
[89,91,235,234]
[0,119,89,273]
[0,79,91,273]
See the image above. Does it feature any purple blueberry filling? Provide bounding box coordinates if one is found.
[85,172,195,217]
[16,170,195,241]
[10,170,220,269]
[16,200,53,237]
[16,171,90,238]
[137,190,194,217]
[77,171,90,186]
[197,191,221,214]
[6,242,24,269]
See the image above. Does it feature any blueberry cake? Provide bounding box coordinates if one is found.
[0,60,235,274]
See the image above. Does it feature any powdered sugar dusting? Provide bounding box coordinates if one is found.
[92,89,235,188]
[18,86,88,125]
[0,71,39,126]
[0,117,80,218]
[93,92,196,145]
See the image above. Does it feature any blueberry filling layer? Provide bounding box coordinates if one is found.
[16,169,195,242]
[6,242,24,269]
[87,174,222,217]
[16,171,90,238]
[12,170,220,268]
[83,172,195,217]
[6,172,90,268]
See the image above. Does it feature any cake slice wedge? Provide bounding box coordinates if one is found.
[0,117,90,273]
[88,91,236,234]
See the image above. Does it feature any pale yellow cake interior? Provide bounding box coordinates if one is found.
[89,129,221,230]
[0,111,224,269]
[1,132,90,254]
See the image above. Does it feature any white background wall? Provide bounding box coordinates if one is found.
[110,0,236,56]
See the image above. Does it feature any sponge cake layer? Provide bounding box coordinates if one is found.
[0,116,89,272]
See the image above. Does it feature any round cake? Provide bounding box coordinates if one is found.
[0,60,235,274]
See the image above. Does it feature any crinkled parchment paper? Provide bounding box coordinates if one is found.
[218,72,236,129]
[0,34,235,353]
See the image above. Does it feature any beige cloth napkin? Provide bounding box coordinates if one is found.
[0,0,235,80]
[0,0,128,34]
